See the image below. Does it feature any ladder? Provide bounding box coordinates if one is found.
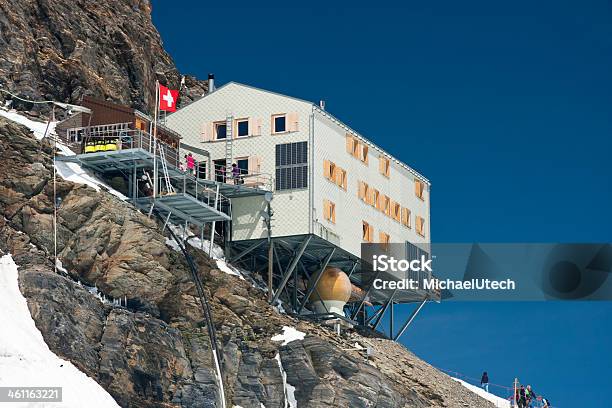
[224,115,233,181]
[157,143,175,194]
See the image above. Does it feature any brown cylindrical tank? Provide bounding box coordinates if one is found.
[308,267,352,314]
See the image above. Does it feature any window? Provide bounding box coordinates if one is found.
[323,199,336,224]
[378,195,391,215]
[401,208,411,228]
[346,134,369,165]
[379,156,390,177]
[324,160,347,190]
[415,179,425,200]
[273,114,286,133]
[391,201,401,222]
[236,119,249,137]
[416,216,426,237]
[214,122,227,140]
[370,189,379,207]
[360,145,369,164]
[275,141,308,190]
[362,221,374,242]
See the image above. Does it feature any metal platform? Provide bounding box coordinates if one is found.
[57,148,268,199]
[228,233,436,341]
[228,233,433,305]
[133,194,229,227]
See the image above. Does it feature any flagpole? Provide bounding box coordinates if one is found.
[153,80,159,199]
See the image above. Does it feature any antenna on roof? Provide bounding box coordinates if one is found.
[319,100,326,110]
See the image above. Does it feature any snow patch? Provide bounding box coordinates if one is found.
[271,326,306,346]
[0,254,119,407]
[0,108,56,140]
[452,378,511,408]
[54,160,128,200]
[275,353,297,408]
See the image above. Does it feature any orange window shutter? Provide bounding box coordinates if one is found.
[249,118,261,136]
[323,200,330,220]
[203,122,213,142]
[346,134,354,153]
[331,203,336,223]
[378,156,384,173]
[323,160,331,179]
[288,112,299,132]
[342,169,348,190]
[359,181,366,200]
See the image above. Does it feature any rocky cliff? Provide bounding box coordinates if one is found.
[0,0,206,113]
[0,118,496,407]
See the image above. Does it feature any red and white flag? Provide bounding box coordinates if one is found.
[158,84,179,112]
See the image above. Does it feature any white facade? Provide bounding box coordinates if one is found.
[165,82,430,257]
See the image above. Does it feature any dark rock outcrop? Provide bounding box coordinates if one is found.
[0,0,206,113]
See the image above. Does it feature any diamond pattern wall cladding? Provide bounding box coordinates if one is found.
[165,82,431,253]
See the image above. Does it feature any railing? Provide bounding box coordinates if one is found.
[313,220,341,246]
[65,123,180,168]
[211,163,274,191]
[135,166,232,218]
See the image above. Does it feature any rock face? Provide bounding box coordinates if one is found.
[0,0,206,113]
[0,118,496,407]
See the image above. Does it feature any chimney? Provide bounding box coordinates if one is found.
[208,73,215,94]
[319,100,325,110]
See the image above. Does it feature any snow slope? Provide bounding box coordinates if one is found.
[452,378,511,408]
[0,109,56,140]
[0,254,120,407]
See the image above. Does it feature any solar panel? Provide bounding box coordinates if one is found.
[275,141,308,190]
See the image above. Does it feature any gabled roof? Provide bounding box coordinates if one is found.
[173,81,429,184]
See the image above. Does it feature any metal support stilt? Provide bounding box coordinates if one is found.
[208,184,220,257]
[297,248,335,313]
[229,240,266,264]
[351,269,382,320]
[393,297,427,341]
[371,289,397,331]
[162,212,172,232]
[270,236,311,305]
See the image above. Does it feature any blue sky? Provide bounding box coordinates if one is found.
[152,1,612,406]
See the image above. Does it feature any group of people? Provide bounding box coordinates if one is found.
[180,153,245,185]
[180,152,197,175]
[480,372,550,408]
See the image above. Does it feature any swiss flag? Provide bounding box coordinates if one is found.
[159,84,179,112]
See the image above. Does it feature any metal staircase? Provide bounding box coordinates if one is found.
[157,143,175,194]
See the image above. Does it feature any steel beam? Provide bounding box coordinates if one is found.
[393,297,428,341]
[297,248,335,314]
[270,236,312,305]
[229,240,265,264]
[371,288,398,331]
[350,269,382,320]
